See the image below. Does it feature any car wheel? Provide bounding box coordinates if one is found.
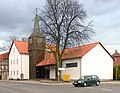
[74,85,78,87]
[83,82,87,87]
[96,81,100,86]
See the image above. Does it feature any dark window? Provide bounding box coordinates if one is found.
[11,71,12,75]
[14,71,15,75]
[11,60,12,64]
[66,63,77,68]
[13,59,15,64]
[16,59,18,64]
[17,70,18,75]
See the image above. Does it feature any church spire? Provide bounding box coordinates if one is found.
[34,8,40,32]
[28,8,46,79]
[29,8,42,37]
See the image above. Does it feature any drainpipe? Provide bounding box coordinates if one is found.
[79,58,82,78]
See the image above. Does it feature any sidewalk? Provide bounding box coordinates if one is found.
[101,81,120,84]
[6,79,72,85]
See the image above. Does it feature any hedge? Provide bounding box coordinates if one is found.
[113,65,120,80]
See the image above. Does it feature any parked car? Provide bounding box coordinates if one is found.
[73,75,100,87]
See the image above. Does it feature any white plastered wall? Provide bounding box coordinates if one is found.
[81,44,113,80]
[62,58,81,80]
[50,65,55,79]
[9,43,29,79]
[21,54,29,79]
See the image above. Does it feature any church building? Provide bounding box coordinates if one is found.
[28,8,45,79]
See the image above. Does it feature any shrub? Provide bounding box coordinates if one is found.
[113,65,120,80]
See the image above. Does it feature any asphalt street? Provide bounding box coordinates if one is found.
[0,81,120,93]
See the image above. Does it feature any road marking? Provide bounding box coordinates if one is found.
[101,88,112,92]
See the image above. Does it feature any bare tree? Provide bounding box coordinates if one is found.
[0,35,27,52]
[0,35,19,51]
[40,0,94,81]
[21,37,28,42]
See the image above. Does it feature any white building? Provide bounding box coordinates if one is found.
[9,41,29,79]
[37,42,114,80]
[62,42,114,80]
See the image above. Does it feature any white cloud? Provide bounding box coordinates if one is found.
[0,0,120,54]
[80,0,120,54]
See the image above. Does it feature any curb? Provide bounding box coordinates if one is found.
[0,80,72,86]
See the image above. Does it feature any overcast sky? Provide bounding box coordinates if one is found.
[0,0,120,54]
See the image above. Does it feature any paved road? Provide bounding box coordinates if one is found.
[0,81,120,93]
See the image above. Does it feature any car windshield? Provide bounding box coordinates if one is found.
[80,76,85,79]
[80,76,90,80]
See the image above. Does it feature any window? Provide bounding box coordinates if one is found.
[17,70,18,75]
[5,66,8,69]
[29,38,32,43]
[66,63,77,68]
[2,66,4,69]
[11,60,12,64]
[14,59,15,64]
[16,59,18,64]
[38,38,42,43]
[11,71,12,75]
[14,71,15,75]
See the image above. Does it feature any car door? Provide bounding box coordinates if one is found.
[87,76,96,85]
[91,76,97,85]
[86,76,92,85]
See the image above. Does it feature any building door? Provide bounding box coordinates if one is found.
[36,66,50,79]
[45,69,49,79]
[36,66,45,78]
[44,66,50,79]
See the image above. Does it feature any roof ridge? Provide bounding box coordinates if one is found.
[66,42,100,50]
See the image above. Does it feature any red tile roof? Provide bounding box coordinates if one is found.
[62,42,99,60]
[0,52,9,61]
[36,42,100,66]
[36,51,56,66]
[13,41,29,54]
[46,44,56,51]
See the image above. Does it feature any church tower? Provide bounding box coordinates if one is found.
[28,8,45,79]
